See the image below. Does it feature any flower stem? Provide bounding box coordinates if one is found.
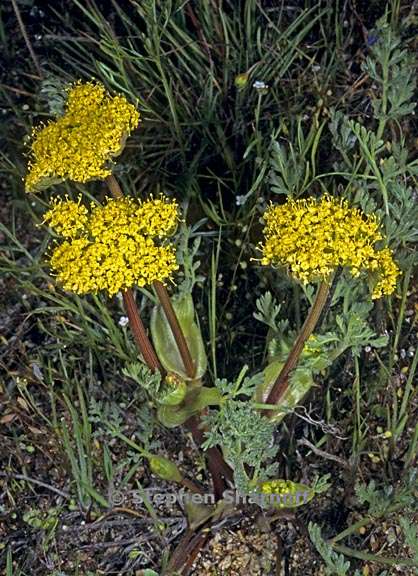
[105,173,228,498]
[152,280,231,498]
[153,280,196,379]
[105,174,161,373]
[265,281,330,410]
[122,290,162,373]
[331,543,417,568]
[152,281,230,495]
[106,174,194,379]
[186,415,232,500]
[105,174,124,199]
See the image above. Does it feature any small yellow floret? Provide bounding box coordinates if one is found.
[371,247,399,299]
[45,196,179,295]
[260,479,295,495]
[43,196,88,238]
[260,195,399,298]
[135,196,179,237]
[25,81,140,192]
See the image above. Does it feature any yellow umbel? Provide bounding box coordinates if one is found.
[44,195,179,296]
[25,81,139,192]
[260,195,399,299]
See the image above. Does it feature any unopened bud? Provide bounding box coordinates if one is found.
[149,456,183,483]
[159,372,187,406]
[235,72,249,89]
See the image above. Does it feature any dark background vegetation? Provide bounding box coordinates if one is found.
[0,1,417,575]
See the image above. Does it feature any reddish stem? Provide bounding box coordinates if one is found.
[106,174,229,499]
[265,281,330,411]
[105,174,123,198]
[105,175,161,373]
[186,415,232,500]
[122,290,162,373]
[152,282,230,498]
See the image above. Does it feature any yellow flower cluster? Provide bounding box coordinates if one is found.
[43,196,88,238]
[256,479,314,508]
[25,81,140,192]
[261,195,399,299]
[259,479,296,495]
[89,196,178,241]
[372,247,400,299]
[44,196,179,295]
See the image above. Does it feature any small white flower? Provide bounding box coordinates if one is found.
[252,80,269,91]
[118,316,129,327]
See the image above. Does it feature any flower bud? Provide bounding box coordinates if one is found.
[149,455,183,483]
[234,72,249,89]
[158,372,187,406]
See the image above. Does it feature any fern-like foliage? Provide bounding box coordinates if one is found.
[355,469,417,517]
[202,367,277,494]
[362,15,416,121]
[308,522,361,576]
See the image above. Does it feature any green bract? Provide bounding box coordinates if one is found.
[255,360,315,423]
[149,455,183,483]
[157,387,222,428]
[151,294,207,380]
[158,373,187,406]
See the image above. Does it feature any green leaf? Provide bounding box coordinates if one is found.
[149,455,183,483]
[255,360,315,423]
[81,482,109,508]
[308,522,351,575]
[157,374,187,406]
[157,387,222,428]
[203,399,279,494]
[151,293,207,380]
